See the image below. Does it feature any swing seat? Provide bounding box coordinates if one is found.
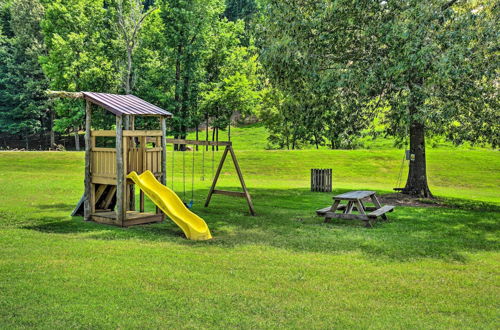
[184,200,194,209]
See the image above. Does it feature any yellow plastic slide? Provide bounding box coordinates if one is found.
[127,170,212,241]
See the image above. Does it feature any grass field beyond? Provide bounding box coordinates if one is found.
[0,146,498,328]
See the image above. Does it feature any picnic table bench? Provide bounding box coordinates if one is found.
[316,190,394,227]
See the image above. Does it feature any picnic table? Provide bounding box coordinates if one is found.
[316,190,394,227]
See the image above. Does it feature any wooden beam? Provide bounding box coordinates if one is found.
[95,184,107,203]
[91,130,116,137]
[123,133,130,212]
[324,212,370,221]
[228,146,255,216]
[84,100,92,221]
[124,115,135,211]
[123,130,163,137]
[116,115,125,226]
[213,190,246,198]
[205,146,229,208]
[204,145,255,216]
[102,186,117,209]
[91,147,116,152]
[166,139,232,147]
[160,117,167,186]
[47,90,84,99]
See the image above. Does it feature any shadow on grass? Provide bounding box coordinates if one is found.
[35,203,76,210]
[23,187,500,262]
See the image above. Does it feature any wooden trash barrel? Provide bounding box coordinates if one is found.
[311,169,332,192]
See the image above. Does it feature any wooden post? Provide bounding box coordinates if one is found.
[228,146,255,216]
[205,145,255,216]
[205,146,229,208]
[84,100,92,221]
[128,115,135,211]
[160,117,167,185]
[139,135,146,213]
[116,115,125,226]
[123,134,129,212]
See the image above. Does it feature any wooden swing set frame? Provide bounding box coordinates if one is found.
[166,139,255,216]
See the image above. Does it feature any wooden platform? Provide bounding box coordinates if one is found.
[91,211,163,227]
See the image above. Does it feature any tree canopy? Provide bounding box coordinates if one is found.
[257,0,499,196]
[0,0,497,197]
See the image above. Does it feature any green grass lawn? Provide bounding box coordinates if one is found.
[0,142,499,327]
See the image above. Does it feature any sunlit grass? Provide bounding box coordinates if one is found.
[0,148,498,328]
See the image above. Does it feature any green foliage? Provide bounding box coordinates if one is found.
[257,0,373,150]
[1,0,263,143]
[134,1,262,137]
[0,0,49,146]
[40,0,121,133]
[258,0,498,150]
[155,0,224,137]
[224,0,258,22]
[200,19,261,130]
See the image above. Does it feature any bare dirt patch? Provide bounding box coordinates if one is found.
[378,193,445,208]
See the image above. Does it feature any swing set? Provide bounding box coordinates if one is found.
[166,139,255,216]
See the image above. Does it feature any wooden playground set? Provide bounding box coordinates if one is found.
[50,91,393,239]
[56,92,254,232]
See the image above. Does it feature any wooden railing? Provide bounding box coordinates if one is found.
[92,148,117,178]
[90,130,163,182]
[127,146,162,176]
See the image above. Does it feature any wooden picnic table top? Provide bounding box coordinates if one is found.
[333,190,376,201]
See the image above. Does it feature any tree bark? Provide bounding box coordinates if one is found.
[216,127,219,151]
[50,109,55,148]
[125,45,132,94]
[74,127,80,151]
[195,124,199,151]
[403,121,433,198]
[212,126,216,151]
[205,114,209,151]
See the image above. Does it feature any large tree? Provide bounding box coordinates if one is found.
[0,0,49,149]
[114,0,156,95]
[258,0,372,150]
[41,0,121,149]
[158,0,224,139]
[259,0,499,197]
[200,19,261,143]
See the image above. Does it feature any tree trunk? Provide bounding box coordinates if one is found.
[195,125,199,151]
[228,122,231,142]
[205,114,209,151]
[216,127,219,151]
[74,127,80,151]
[125,46,132,94]
[212,125,216,151]
[50,109,55,148]
[175,44,182,115]
[403,121,433,198]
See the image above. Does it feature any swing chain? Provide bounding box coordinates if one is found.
[201,146,205,181]
[171,144,174,191]
[191,145,195,202]
[183,147,186,200]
